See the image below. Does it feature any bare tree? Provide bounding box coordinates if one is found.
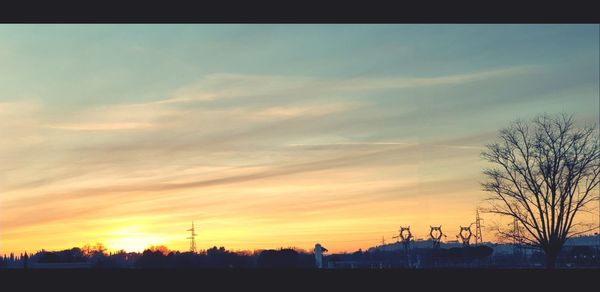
[481,113,599,268]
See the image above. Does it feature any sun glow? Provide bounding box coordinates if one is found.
[103,226,169,253]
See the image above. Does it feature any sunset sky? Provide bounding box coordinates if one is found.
[0,24,598,254]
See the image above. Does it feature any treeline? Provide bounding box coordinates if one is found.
[0,245,317,268]
[328,246,495,268]
[1,245,496,269]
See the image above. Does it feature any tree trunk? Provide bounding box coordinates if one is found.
[545,248,559,269]
[544,244,562,270]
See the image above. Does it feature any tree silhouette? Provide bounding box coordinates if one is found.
[147,245,170,256]
[82,243,106,257]
[481,113,599,268]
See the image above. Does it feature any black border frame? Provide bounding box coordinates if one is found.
[0,0,599,23]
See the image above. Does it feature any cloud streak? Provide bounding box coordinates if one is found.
[45,122,157,131]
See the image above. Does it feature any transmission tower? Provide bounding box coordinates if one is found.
[381,236,386,246]
[187,221,197,253]
[429,226,444,248]
[392,226,413,251]
[474,209,484,245]
[582,177,600,256]
[457,224,473,247]
[511,217,523,257]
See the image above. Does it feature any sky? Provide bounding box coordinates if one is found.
[0,24,598,254]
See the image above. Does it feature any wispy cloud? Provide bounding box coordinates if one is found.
[325,65,540,92]
[45,122,157,131]
[251,102,361,120]
[152,66,539,105]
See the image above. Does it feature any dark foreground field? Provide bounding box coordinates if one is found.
[1,269,598,291]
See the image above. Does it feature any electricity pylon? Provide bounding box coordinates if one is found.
[474,209,484,245]
[187,222,197,253]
